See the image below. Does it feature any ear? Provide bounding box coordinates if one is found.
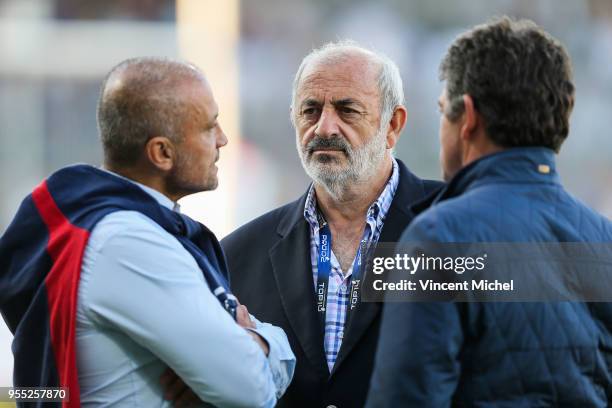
[385,105,407,149]
[460,94,478,142]
[144,136,175,171]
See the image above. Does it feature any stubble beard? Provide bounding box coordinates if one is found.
[168,149,218,198]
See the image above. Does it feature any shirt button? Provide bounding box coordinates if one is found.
[340,285,347,293]
[338,331,344,339]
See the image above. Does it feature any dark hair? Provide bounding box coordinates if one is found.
[97,57,203,167]
[440,17,575,152]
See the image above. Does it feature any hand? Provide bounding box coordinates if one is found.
[236,301,270,356]
[160,367,200,407]
[236,303,256,329]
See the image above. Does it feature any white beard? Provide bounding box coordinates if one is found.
[297,123,388,200]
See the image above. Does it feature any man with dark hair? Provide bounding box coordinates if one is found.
[0,57,294,407]
[221,41,442,407]
[367,17,612,407]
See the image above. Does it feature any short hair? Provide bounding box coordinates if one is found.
[440,17,575,152]
[291,40,404,127]
[97,57,204,167]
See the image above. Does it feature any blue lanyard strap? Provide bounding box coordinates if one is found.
[315,222,332,314]
[315,219,368,317]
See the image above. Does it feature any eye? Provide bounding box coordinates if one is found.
[338,106,362,120]
[301,107,321,120]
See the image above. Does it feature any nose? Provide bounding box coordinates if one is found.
[216,123,228,148]
[314,107,341,138]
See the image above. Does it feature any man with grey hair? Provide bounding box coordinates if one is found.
[222,41,442,407]
[0,57,295,407]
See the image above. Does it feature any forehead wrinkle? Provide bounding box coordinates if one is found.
[297,58,381,111]
[297,73,379,108]
[302,51,380,83]
[331,98,361,106]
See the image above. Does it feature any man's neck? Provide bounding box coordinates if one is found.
[103,164,181,203]
[462,134,505,169]
[315,157,393,228]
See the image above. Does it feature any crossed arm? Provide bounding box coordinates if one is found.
[81,211,295,407]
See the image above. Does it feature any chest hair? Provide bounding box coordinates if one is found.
[330,224,366,274]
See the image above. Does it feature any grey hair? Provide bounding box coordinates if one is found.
[290,40,404,127]
[97,56,204,167]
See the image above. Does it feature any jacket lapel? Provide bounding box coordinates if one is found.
[269,195,329,379]
[330,160,426,375]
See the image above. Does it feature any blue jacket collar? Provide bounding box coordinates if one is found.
[433,147,560,205]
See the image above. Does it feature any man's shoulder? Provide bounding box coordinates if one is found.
[222,197,304,252]
[406,182,612,242]
[87,210,177,254]
[400,187,494,242]
[421,179,445,194]
[394,158,444,202]
[556,188,612,240]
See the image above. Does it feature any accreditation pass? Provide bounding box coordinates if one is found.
[0,387,69,403]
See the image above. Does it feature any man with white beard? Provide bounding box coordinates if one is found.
[221,41,443,408]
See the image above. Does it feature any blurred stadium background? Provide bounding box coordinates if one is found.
[1,0,611,391]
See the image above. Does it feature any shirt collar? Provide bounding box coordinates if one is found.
[432,147,559,207]
[100,167,181,212]
[303,158,399,229]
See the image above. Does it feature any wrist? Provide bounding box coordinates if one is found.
[247,329,270,356]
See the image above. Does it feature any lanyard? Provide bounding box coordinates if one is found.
[315,218,367,318]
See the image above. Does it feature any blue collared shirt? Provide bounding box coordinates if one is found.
[304,159,399,371]
[76,171,295,407]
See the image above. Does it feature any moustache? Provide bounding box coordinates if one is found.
[306,136,350,155]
